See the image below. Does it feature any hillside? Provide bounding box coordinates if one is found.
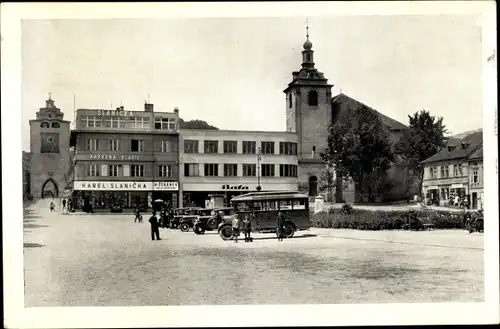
[179,118,219,130]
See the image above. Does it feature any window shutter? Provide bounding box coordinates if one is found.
[123,165,130,177]
[101,164,108,177]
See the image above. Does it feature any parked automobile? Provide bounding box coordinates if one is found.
[217,191,311,240]
[170,208,193,229]
[193,207,234,235]
[178,207,203,232]
[466,210,484,234]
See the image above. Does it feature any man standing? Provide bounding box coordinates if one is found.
[61,199,67,215]
[149,211,161,241]
[276,211,285,241]
[232,214,240,243]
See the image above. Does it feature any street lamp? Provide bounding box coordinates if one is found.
[256,147,262,192]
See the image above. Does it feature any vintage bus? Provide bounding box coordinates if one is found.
[217,191,311,240]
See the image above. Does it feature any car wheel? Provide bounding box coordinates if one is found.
[194,224,205,235]
[282,222,295,238]
[219,225,233,241]
[180,223,190,232]
[207,219,218,230]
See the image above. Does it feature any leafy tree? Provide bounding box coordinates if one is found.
[319,167,335,202]
[321,105,394,202]
[394,109,447,196]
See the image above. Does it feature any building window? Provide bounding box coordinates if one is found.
[154,117,176,130]
[453,164,459,177]
[204,140,219,153]
[86,138,99,151]
[472,170,479,183]
[224,164,238,177]
[288,93,292,108]
[158,165,172,178]
[131,139,144,152]
[51,122,60,128]
[184,163,199,177]
[242,141,256,154]
[440,165,449,178]
[223,141,237,154]
[261,141,275,154]
[204,163,219,176]
[108,165,119,177]
[279,142,297,155]
[104,117,121,128]
[86,164,100,177]
[81,116,102,128]
[243,164,256,177]
[261,164,275,177]
[308,91,318,106]
[160,140,171,153]
[184,140,199,153]
[133,117,150,129]
[280,164,298,177]
[131,165,144,177]
[108,139,120,152]
[40,122,50,128]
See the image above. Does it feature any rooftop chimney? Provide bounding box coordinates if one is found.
[144,103,154,112]
[116,106,124,111]
[174,107,179,115]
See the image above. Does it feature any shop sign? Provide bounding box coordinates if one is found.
[153,181,179,191]
[74,181,152,191]
[89,154,141,161]
[427,186,439,190]
[221,184,250,190]
[96,110,133,117]
[451,184,464,188]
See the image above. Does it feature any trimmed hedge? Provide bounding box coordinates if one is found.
[311,208,467,230]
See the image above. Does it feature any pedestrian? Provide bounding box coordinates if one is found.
[134,206,142,223]
[243,214,252,242]
[67,199,73,213]
[276,211,285,241]
[148,211,161,241]
[232,214,240,243]
[49,199,55,212]
[61,199,67,215]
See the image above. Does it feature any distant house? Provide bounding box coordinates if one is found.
[467,146,483,210]
[330,93,414,203]
[421,131,482,208]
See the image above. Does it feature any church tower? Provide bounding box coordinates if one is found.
[283,24,333,196]
[29,94,71,198]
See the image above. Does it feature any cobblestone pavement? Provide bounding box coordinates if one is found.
[23,200,484,306]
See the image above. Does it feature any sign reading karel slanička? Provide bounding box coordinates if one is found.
[74,181,179,191]
[89,154,141,161]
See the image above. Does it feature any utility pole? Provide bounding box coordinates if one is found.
[256,147,262,192]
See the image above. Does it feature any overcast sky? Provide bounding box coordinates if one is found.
[21,15,483,151]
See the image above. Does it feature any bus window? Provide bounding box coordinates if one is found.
[234,201,252,212]
[260,200,277,211]
[292,199,307,210]
[279,199,293,210]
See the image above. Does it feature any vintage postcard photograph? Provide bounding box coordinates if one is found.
[2,1,498,328]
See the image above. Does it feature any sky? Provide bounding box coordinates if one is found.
[21,15,483,151]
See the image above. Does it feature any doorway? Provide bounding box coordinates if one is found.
[308,176,318,197]
[472,192,478,209]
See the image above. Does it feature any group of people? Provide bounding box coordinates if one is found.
[231,211,286,243]
[48,198,72,214]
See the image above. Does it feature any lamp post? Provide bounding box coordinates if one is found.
[256,147,262,192]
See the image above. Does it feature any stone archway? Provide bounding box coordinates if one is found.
[308,176,318,197]
[41,178,59,198]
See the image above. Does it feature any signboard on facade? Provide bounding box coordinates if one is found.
[153,181,179,191]
[96,110,134,117]
[182,182,297,192]
[89,154,142,161]
[221,184,250,190]
[451,184,464,188]
[74,181,153,191]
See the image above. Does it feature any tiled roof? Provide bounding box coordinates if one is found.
[421,130,483,164]
[468,145,483,160]
[331,93,408,131]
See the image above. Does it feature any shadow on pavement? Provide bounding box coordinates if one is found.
[23,242,45,248]
[23,223,50,229]
[249,233,318,241]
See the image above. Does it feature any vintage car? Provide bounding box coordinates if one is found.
[466,210,484,234]
[193,207,234,235]
[171,207,198,229]
[178,207,204,232]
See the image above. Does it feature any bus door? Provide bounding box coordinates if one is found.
[258,200,279,229]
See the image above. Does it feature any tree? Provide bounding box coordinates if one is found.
[319,166,335,202]
[321,105,394,202]
[394,109,447,196]
[179,118,219,130]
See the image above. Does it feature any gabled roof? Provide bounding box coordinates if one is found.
[468,145,483,160]
[421,130,483,164]
[331,93,408,131]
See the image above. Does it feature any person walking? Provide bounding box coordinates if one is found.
[61,199,67,215]
[148,211,161,241]
[276,211,285,241]
[232,214,241,243]
[49,199,55,212]
[243,214,252,242]
[134,206,142,223]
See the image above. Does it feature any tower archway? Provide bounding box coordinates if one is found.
[41,178,59,198]
[308,176,318,197]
